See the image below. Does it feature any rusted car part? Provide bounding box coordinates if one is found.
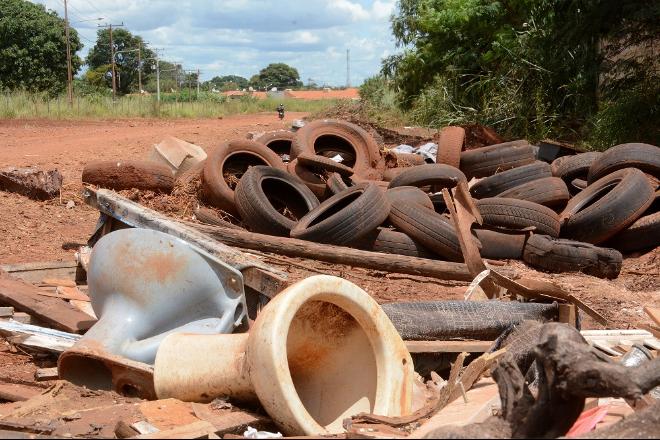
[154,275,414,436]
[58,228,247,398]
[83,187,288,299]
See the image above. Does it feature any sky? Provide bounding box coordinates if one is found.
[30,0,398,87]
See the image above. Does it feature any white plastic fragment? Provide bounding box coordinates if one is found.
[243,426,283,439]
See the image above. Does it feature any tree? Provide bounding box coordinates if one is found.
[86,28,155,94]
[384,0,659,144]
[251,63,302,90]
[0,0,83,94]
[207,75,248,90]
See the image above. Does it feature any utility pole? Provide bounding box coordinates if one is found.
[99,23,124,101]
[138,42,142,93]
[155,53,160,103]
[346,49,350,88]
[197,69,200,97]
[63,0,73,107]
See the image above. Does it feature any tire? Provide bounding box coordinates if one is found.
[253,130,295,161]
[386,186,434,210]
[383,167,406,182]
[388,201,466,261]
[202,140,285,215]
[497,177,570,208]
[474,229,527,260]
[470,161,552,199]
[291,119,384,180]
[286,159,327,199]
[551,152,601,185]
[570,178,587,193]
[460,140,535,179]
[388,164,467,190]
[588,143,660,183]
[560,168,655,244]
[523,234,623,279]
[297,153,354,177]
[356,228,435,258]
[384,151,425,168]
[436,126,465,168]
[326,172,350,195]
[605,212,660,253]
[477,198,561,237]
[290,183,390,245]
[235,166,320,236]
[82,160,174,193]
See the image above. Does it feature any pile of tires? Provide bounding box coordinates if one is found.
[82,118,659,280]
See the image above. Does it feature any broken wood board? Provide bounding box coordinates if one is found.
[36,287,89,302]
[644,306,660,327]
[135,420,217,439]
[580,329,659,351]
[405,340,492,353]
[84,188,289,298]
[191,403,273,436]
[0,261,81,285]
[0,320,79,353]
[0,272,94,333]
[410,379,500,438]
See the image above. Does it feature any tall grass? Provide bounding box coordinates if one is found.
[0,91,336,119]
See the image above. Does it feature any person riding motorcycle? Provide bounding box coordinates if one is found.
[277,103,285,120]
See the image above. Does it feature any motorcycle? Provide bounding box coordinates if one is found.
[277,105,285,120]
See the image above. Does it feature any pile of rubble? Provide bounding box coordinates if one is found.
[0,118,658,439]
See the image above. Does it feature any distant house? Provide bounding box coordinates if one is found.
[283,88,360,100]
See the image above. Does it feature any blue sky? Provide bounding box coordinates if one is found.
[30,0,397,86]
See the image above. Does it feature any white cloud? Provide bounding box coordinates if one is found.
[29,0,396,86]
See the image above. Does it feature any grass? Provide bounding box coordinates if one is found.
[0,91,337,119]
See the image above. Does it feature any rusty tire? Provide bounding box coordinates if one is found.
[356,228,435,258]
[435,126,465,168]
[551,152,601,186]
[523,234,623,279]
[474,229,527,260]
[82,160,174,193]
[388,201,466,261]
[477,198,561,237]
[560,168,655,244]
[253,130,295,161]
[326,172,351,195]
[202,140,285,215]
[235,166,320,236]
[587,143,660,184]
[287,159,328,199]
[605,211,660,253]
[388,164,467,191]
[497,177,570,209]
[290,183,390,245]
[385,186,434,210]
[291,119,384,180]
[460,140,535,179]
[297,153,354,177]
[470,161,552,199]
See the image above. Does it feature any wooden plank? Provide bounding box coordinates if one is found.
[0,261,79,285]
[558,304,577,327]
[0,383,43,402]
[0,272,95,333]
[85,188,289,298]
[0,307,14,318]
[40,279,76,288]
[191,404,272,436]
[34,368,58,382]
[643,306,660,327]
[35,286,89,302]
[405,340,492,353]
[135,420,216,439]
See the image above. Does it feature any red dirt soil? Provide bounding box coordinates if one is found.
[0,114,658,331]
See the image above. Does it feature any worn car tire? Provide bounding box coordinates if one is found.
[460,140,535,179]
[560,168,655,244]
[297,153,354,177]
[253,130,295,161]
[551,152,601,189]
[436,126,465,169]
[497,177,570,208]
[388,201,466,261]
[470,161,552,199]
[588,143,660,183]
[290,183,390,245]
[291,119,384,180]
[202,140,285,215]
[523,234,623,279]
[605,212,660,254]
[287,159,328,199]
[82,160,174,192]
[385,186,435,210]
[474,229,527,260]
[477,198,561,237]
[356,228,435,258]
[388,164,467,191]
[235,166,320,236]
[325,172,351,195]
